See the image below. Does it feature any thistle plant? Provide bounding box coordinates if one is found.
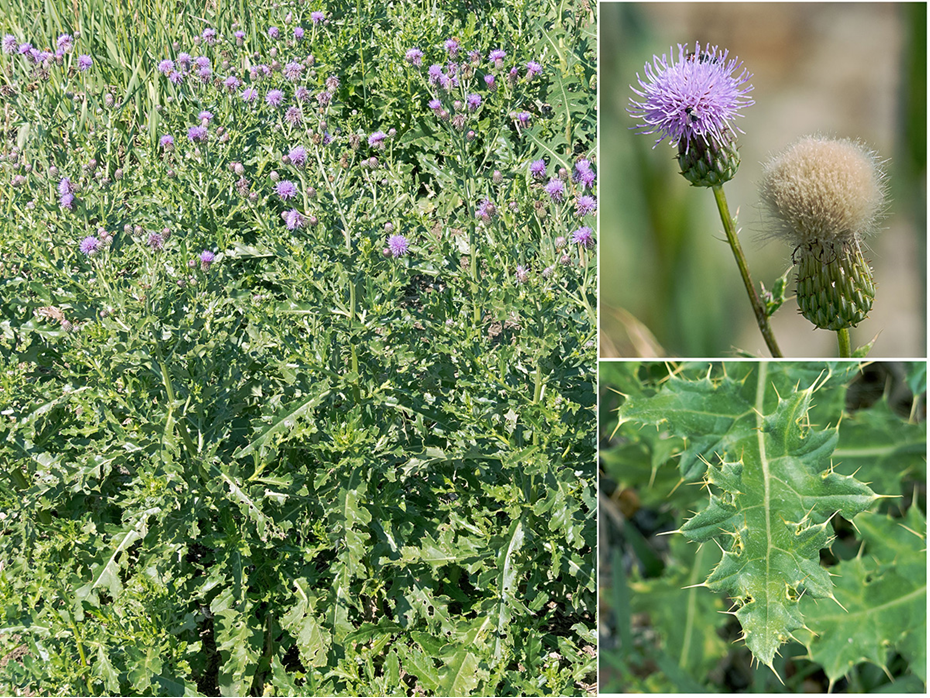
[0,2,596,695]
[628,43,891,357]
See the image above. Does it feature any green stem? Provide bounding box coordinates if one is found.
[836,328,852,358]
[66,612,93,694]
[156,353,198,459]
[315,150,360,401]
[711,185,783,358]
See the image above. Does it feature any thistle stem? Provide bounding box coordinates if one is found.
[836,328,852,358]
[711,185,783,358]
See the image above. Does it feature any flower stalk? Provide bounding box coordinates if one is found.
[712,185,783,357]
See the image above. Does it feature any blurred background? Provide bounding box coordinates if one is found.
[599,2,926,358]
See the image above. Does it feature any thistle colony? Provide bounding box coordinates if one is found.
[3,20,597,293]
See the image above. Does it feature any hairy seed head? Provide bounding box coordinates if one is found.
[760,136,886,247]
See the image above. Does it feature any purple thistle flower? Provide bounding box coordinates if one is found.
[475,198,497,221]
[484,74,496,90]
[234,30,246,44]
[177,52,191,68]
[288,145,307,167]
[575,195,598,217]
[427,64,443,84]
[529,159,546,179]
[202,28,217,44]
[241,87,258,102]
[516,111,531,126]
[169,70,184,85]
[77,54,92,71]
[147,232,165,250]
[79,235,100,255]
[428,98,442,112]
[59,193,75,210]
[284,61,303,81]
[198,110,213,122]
[316,90,332,106]
[57,34,73,51]
[405,48,423,67]
[293,26,305,41]
[526,60,542,79]
[223,75,241,91]
[17,42,32,55]
[629,42,754,152]
[157,59,174,75]
[368,130,387,148]
[276,180,298,200]
[58,177,73,195]
[387,234,409,257]
[544,178,564,202]
[282,208,305,230]
[444,38,459,57]
[285,106,302,126]
[573,159,596,189]
[265,89,284,107]
[325,75,339,92]
[571,226,594,248]
[310,11,325,25]
[468,49,482,64]
[3,35,18,54]
[159,134,174,150]
[200,250,215,270]
[194,55,210,70]
[267,26,280,39]
[489,48,506,62]
[187,125,208,142]
[466,93,481,111]
[295,86,311,102]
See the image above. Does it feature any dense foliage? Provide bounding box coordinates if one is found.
[0,1,597,695]
[600,362,926,693]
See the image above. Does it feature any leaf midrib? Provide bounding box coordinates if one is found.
[755,363,773,640]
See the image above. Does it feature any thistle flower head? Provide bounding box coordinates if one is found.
[405,48,423,66]
[387,234,409,257]
[760,136,887,332]
[571,226,594,248]
[79,235,100,255]
[760,136,886,248]
[629,42,753,153]
[287,145,307,167]
[282,208,305,230]
[276,180,298,200]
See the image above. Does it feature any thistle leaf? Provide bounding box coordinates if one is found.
[797,507,927,689]
[619,363,880,669]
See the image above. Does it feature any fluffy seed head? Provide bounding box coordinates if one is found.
[760,136,887,247]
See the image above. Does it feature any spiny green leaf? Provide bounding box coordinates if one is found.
[621,363,881,670]
[798,507,926,689]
